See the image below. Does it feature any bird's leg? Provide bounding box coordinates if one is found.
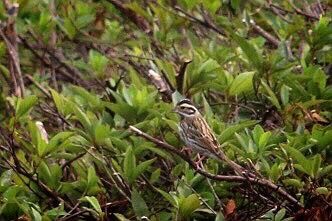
[195,154,206,169]
[180,146,192,155]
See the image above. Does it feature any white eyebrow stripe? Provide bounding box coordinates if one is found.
[179,103,199,112]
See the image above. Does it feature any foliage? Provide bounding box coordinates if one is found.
[0,0,331,220]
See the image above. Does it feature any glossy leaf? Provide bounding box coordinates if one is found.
[228,71,255,96]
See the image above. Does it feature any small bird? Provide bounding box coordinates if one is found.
[174,98,245,174]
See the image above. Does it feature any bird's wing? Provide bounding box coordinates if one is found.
[188,117,219,152]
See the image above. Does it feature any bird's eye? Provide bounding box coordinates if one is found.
[180,106,185,109]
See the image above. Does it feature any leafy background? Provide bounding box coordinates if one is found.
[0,0,331,220]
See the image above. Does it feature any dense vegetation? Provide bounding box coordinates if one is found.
[0,0,331,220]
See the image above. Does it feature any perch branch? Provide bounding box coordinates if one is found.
[129,125,303,208]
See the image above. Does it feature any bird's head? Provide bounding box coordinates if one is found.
[173,99,200,118]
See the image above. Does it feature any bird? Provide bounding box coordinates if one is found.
[173,98,246,175]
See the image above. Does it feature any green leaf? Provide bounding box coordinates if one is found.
[184,0,199,10]
[123,147,136,184]
[178,194,200,218]
[135,158,156,179]
[282,179,303,189]
[275,208,286,221]
[319,164,332,178]
[46,132,74,154]
[287,147,310,175]
[252,125,264,145]
[28,121,47,157]
[50,89,71,116]
[260,80,281,110]
[31,207,42,221]
[38,161,52,186]
[155,188,177,206]
[150,168,161,184]
[315,187,329,195]
[205,0,221,14]
[220,120,257,143]
[80,196,102,215]
[114,213,130,221]
[269,163,282,181]
[88,50,109,78]
[232,34,263,71]
[87,167,98,191]
[280,84,291,106]
[70,104,91,130]
[228,71,254,96]
[62,18,76,39]
[93,123,111,145]
[312,154,321,178]
[215,212,225,221]
[231,0,240,10]
[15,95,38,118]
[258,131,271,151]
[131,189,150,218]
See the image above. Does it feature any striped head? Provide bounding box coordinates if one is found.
[174,99,200,118]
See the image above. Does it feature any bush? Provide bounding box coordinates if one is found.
[0,0,331,220]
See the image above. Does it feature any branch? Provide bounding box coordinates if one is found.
[129,126,303,208]
[249,20,280,47]
[173,5,225,36]
[19,35,88,87]
[25,74,51,98]
[85,43,174,102]
[269,2,319,20]
[148,69,173,102]
[0,2,25,97]
[27,30,87,86]
[106,0,150,33]
[126,60,173,102]
[287,0,319,20]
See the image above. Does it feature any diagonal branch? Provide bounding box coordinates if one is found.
[249,20,280,47]
[106,0,150,33]
[129,125,303,209]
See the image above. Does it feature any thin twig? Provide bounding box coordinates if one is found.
[25,74,51,98]
[0,26,25,96]
[249,20,280,47]
[1,1,25,97]
[287,0,319,20]
[271,1,319,20]
[208,102,258,118]
[60,152,87,170]
[105,0,150,33]
[19,36,83,85]
[173,5,225,36]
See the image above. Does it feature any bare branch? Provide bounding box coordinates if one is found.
[173,5,226,36]
[287,0,319,20]
[106,0,150,33]
[25,74,51,98]
[249,20,280,47]
[0,2,25,97]
[148,69,173,100]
